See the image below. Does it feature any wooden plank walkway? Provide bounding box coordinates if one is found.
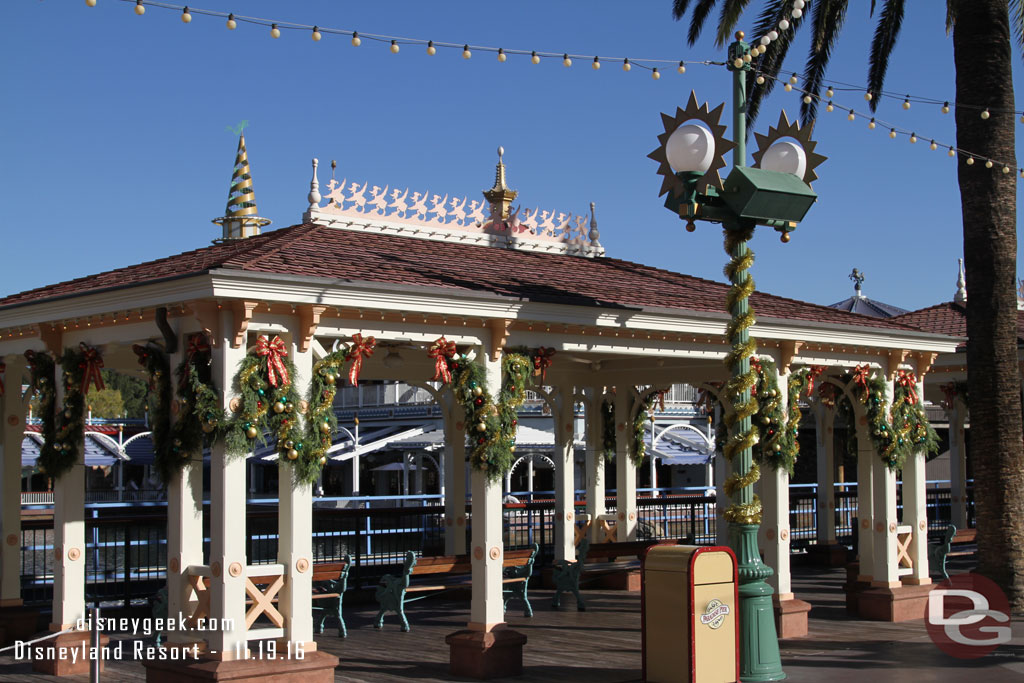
[1,565,1021,681]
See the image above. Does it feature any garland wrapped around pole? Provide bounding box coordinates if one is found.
[226,335,315,485]
[751,357,792,473]
[304,346,350,477]
[25,350,57,476]
[631,390,662,467]
[721,223,761,525]
[168,334,222,476]
[132,345,175,483]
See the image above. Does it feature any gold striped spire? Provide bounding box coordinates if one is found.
[213,133,271,241]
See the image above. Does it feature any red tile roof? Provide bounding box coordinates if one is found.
[891,301,1024,343]
[0,223,932,333]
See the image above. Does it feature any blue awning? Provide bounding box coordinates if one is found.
[21,432,125,469]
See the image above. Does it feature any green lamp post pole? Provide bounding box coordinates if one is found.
[724,33,786,682]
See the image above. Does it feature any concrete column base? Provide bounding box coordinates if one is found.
[31,631,110,676]
[445,627,527,679]
[0,604,40,645]
[857,583,934,622]
[842,562,870,616]
[143,650,339,682]
[806,542,849,567]
[773,597,812,639]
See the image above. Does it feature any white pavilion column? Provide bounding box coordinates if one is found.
[0,356,27,607]
[206,314,248,658]
[277,335,314,650]
[869,402,899,589]
[552,386,576,563]
[583,387,606,543]
[813,400,837,545]
[760,366,791,600]
[855,422,875,582]
[947,395,968,529]
[614,388,637,542]
[51,359,86,632]
[442,389,467,555]
[902,374,930,585]
[526,457,534,498]
[165,334,205,646]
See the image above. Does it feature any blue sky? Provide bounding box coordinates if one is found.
[3,0,1022,312]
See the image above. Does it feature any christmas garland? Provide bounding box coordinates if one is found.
[168,335,222,476]
[601,397,616,460]
[598,390,659,467]
[443,348,531,481]
[225,335,312,484]
[33,345,102,480]
[751,358,792,472]
[303,347,350,481]
[132,345,175,483]
[24,351,57,475]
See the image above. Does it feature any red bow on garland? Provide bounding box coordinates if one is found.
[177,334,211,388]
[805,366,825,397]
[532,347,556,383]
[0,361,5,396]
[818,382,837,408]
[852,364,871,400]
[896,369,919,405]
[345,334,376,386]
[655,388,668,412]
[132,345,155,389]
[80,343,105,395]
[256,335,290,388]
[427,337,457,384]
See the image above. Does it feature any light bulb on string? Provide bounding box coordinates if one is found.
[463,45,472,59]
[868,118,876,129]
[768,30,779,40]
[270,23,280,38]
[789,74,798,85]
[181,6,191,22]
[226,13,236,30]
[966,157,975,165]
[792,7,803,18]
[864,91,872,101]
[948,147,956,157]
[909,133,917,143]
[779,19,790,30]
[742,53,752,63]
[623,58,631,72]
[311,26,321,41]
[390,40,399,53]
[563,54,572,67]
[760,36,770,46]
[930,140,938,150]
[903,97,911,110]
[426,40,435,55]
[826,86,834,98]
[985,159,994,168]
[942,101,950,113]
[1019,114,1024,124]
[802,95,812,104]
[678,61,686,74]
[756,75,765,85]
[592,56,600,70]
[889,129,897,139]
[652,68,660,80]
[1003,166,1011,174]
[981,109,990,120]
[1019,169,1023,178]
[86,0,97,6]
[531,51,540,64]
[735,58,745,69]
[498,48,507,62]
[784,82,792,91]
[351,32,361,46]
[826,101,834,112]
[135,0,145,16]
[848,112,856,121]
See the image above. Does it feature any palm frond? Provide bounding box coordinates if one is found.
[800,0,850,124]
[866,0,905,111]
[945,1,955,36]
[672,0,695,21]
[688,0,722,47]
[748,1,804,131]
[716,0,755,48]
[1010,0,1024,58]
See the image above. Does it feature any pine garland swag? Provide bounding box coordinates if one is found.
[303,348,350,483]
[34,346,94,480]
[598,391,656,467]
[751,358,794,473]
[132,345,177,483]
[25,351,58,476]
[601,398,616,461]
[168,339,222,475]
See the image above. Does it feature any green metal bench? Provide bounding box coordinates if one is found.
[374,544,537,632]
[929,524,975,581]
[552,537,681,611]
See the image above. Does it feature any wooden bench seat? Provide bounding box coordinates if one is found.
[552,537,683,611]
[929,525,976,580]
[374,544,538,632]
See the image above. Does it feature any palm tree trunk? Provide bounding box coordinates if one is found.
[952,0,1024,612]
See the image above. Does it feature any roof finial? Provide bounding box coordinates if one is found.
[849,268,865,296]
[483,145,518,219]
[588,202,601,246]
[954,258,967,303]
[308,158,322,210]
[212,132,271,241]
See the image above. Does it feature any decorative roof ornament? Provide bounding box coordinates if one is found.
[213,133,271,242]
[483,146,519,220]
[303,154,604,258]
[850,268,865,296]
[954,258,967,304]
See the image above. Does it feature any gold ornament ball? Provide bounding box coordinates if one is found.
[287,449,299,460]
[319,456,327,465]
[320,422,332,434]
[685,220,696,233]
[476,422,487,432]
[202,422,215,433]
[472,386,483,396]
[326,374,336,385]
[246,426,259,439]
[780,232,791,243]
[273,402,285,414]
[285,404,294,413]
[510,445,516,453]
[285,439,294,449]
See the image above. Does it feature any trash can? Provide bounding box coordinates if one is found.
[641,545,739,683]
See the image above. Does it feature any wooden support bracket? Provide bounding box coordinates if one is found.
[914,352,938,378]
[886,349,909,380]
[187,301,221,347]
[779,340,804,374]
[297,305,328,353]
[229,300,258,349]
[486,318,510,361]
[36,325,62,356]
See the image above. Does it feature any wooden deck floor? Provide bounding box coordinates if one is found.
[1,564,1022,682]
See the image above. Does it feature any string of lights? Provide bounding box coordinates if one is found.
[83,0,1021,176]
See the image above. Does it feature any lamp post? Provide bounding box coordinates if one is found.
[649,31,825,682]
